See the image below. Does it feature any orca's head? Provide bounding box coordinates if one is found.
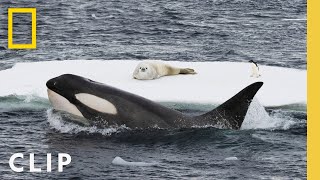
[46,74,92,100]
[46,74,93,117]
[46,74,118,118]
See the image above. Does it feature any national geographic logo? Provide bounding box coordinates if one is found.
[8,8,37,49]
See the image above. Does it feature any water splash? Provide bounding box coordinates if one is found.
[46,109,128,136]
[242,98,296,130]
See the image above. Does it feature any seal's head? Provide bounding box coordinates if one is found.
[133,62,157,80]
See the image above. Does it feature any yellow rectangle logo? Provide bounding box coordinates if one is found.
[8,8,37,49]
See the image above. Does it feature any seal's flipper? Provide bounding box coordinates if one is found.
[197,82,263,129]
[179,68,197,74]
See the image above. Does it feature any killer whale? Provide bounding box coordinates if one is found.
[46,74,263,130]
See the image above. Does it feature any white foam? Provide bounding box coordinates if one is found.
[0,60,306,106]
[282,18,307,21]
[224,157,238,161]
[242,98,296,130]
[112,156,157,167]
[46,109,127,135]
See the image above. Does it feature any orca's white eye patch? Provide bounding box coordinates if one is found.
[75,93,117,115]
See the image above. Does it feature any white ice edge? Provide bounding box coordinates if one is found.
[112,156,157,167]
[225,157,238,161]
[0,60,306,106]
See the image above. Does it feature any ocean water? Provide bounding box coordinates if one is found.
[0,0,306,179]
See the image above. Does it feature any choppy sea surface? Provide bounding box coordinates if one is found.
[0,0,306,179]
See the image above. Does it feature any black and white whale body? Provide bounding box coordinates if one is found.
[46,74,263,130]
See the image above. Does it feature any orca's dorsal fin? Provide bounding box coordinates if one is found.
[197,82,263,129]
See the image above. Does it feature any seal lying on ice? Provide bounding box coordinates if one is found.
[133,61,196,80]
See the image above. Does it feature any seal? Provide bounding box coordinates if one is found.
[46,74,263,130]
[249,60,261,78]
[133,61,196,80]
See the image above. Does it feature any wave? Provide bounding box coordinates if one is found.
[224,157,238,161]
[112,156,158,167]
[282,18,306,21]
[0,95,49,111]
[0,60,306,106]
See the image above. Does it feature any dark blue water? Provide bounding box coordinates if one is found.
[0,0,306,68]
[0,0,306,179]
